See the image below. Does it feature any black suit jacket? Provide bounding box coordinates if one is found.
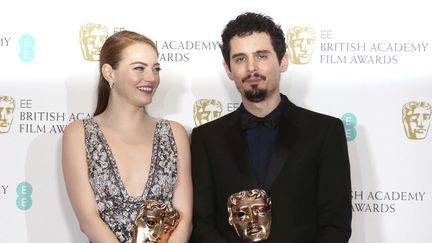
[190,95,352,243]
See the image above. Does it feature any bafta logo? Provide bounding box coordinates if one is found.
[402,101,431,140]
[80,23,109,61]
[227,189,272,242]
[132,200,180,243]
[287,26,315,64]
[0,96,15,134]
[193,99,223,126]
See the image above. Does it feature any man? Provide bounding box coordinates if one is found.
[190,12,352,243]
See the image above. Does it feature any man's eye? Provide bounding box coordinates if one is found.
[257,55,267,60]
[234,57,245,63]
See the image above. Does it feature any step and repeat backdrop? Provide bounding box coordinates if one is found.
[1,1,431,242]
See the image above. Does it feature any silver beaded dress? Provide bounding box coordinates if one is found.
[83,118,178,243]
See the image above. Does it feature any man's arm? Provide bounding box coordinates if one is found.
[190,128,227,243]
[314,119,352,243]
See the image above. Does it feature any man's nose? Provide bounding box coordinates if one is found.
[247,59,258,73]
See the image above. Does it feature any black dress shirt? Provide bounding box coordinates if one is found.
[240,96,285,188]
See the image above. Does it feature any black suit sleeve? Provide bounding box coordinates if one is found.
[314,119,352,243]
[190,128,227,243]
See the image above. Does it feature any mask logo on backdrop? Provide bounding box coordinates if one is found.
[80,23,109,61]
[16,182,32,211]
[286,26,316,64]
[19,34,35,63]
[341,113,357,142]
[402,101,431,140]
[0,96,16,134]
[193,99,223,126]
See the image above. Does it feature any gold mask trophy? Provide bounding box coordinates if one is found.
[132,200,180,243]
[227,189,272,242]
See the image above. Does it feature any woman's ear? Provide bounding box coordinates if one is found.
[102,63,114,82]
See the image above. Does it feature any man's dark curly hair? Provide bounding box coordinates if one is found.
[220,12,286,70]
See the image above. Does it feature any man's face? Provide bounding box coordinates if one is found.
[288,30,315,64]
[194,101,222,126]
[229,196,272,242]
[80,26,108,61]
[404,106,431,139]
[224,32,288,104]
[0,97,15,133]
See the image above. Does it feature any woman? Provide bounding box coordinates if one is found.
[62,30,192,243]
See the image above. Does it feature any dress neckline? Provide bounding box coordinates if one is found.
[88,117,161,200]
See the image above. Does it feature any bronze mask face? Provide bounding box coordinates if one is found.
[132,200,180,243]
[227,189,272,242]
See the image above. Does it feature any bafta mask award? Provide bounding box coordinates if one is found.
[132,199,180,243]
[227,189,272,242]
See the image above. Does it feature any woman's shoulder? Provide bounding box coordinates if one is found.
[63,118,87,139]
[160,119,189,141]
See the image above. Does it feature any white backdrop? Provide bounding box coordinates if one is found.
[1,0,431,242]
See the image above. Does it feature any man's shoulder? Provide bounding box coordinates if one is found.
[297,106,340,122]
[282,94,341,125]
[288,103,343,131]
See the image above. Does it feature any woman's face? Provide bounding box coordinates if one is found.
[110,42,161,107]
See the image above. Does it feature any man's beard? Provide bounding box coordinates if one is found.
[245,85,267,102]
[242,72,267,102]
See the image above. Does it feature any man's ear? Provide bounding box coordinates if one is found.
[280,52,289,73]
[223,60,234,80]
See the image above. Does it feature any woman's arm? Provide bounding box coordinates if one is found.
[167,121,193,243]
[62,120,120,243]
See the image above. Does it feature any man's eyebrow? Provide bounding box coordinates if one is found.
[231,53,246,59]
[254,50,271,54]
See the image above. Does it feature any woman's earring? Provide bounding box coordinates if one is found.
[108,80,114,89]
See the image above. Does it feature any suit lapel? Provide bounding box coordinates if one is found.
[224,109,258,189]
[265,97,300,189]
